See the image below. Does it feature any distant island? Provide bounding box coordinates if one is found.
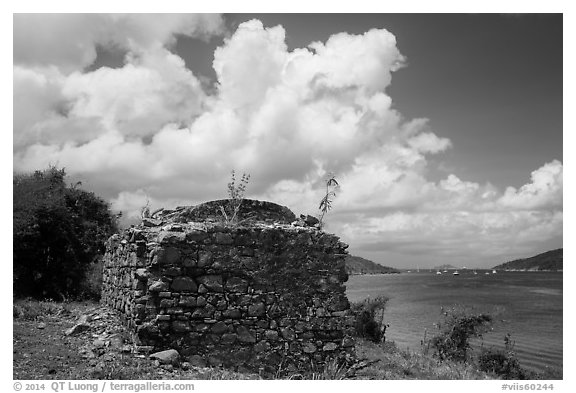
[433,264,459,270]
[345,255,400,275]
[492,248,563,271]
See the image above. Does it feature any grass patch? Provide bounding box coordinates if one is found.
[13,298,74,320]
[354,339,492,379]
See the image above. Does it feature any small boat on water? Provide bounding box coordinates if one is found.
[485,272,491,275]
[492,269,497,274]
[473,271,478,275]
[443,270,448,273]
[436,271,442,275]
[453,270,460,276]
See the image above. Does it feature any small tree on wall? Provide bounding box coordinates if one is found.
[220,170,250,225]
[318,173,339,229]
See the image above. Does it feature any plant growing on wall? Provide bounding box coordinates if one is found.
[318,173,339,229]
[220,170,250,225]
[140,196,151,219]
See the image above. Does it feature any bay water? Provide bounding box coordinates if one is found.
[346,271,563,373]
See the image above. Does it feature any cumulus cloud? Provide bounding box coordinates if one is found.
[13,14,225,72]
[498,160,563,210]
[63,48,206,137]
[13,15,562,267]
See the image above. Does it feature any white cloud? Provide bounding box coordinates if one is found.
[13,16,562,267]
[213,20,288,110]
[408,132,452,154]
[62,48,206,138]
[498,160,563,210]
[13,14,225,73]
[305,28,405,92]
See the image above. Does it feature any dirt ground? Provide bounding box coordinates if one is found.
[13,302,93,379]
[12,300,257,380]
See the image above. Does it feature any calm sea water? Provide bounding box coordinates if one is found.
[346,271,563,373]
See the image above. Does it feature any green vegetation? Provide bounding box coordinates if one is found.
[350,295,389,343]
[349,300,561,379]
[493,248,563,271]
[345,255,400,275]
[318,173,339,229]
[13,166,118,300]
[13,298,74,321]
[354,340,492,379]
[219,170,250,225]
[424,306,493,362]
[478,334,525,379]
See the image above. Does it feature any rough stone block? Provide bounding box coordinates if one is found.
[150,349,180,365]
[171,277,198,292]
[222,308,241,319]
[156,247,181,265]
[135,268,150,280]
[264,330,279,341]
[248,302,266,317]
[215,232,234,245]
[197,251,213,267]
[221,333,237,345]
[280,327,296,341]
[302,342,317,354]
[236,326,256,343]
[185,230,209,242]
[211,321,228,334]
[148,281,168,292]
[225,277,249,293]
[179,296,196,307]
[254,341,270,353]
[158,231,186,244]
[164,267,182,276]
[159,299,175,308]
[172,321,191,333]
[197,275,223,292]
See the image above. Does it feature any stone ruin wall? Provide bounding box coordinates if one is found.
[101,200,355,373]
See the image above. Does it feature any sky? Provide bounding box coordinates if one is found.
[12,13,563,269]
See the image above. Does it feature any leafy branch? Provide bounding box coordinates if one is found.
[318,173,339,229]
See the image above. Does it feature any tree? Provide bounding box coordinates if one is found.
[13,166,118,299]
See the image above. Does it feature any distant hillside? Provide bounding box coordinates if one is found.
[345,255,400,275]
[493,249,563,271]
[433,264,458,270]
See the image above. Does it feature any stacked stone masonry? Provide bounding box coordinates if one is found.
[101,200,355,373]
